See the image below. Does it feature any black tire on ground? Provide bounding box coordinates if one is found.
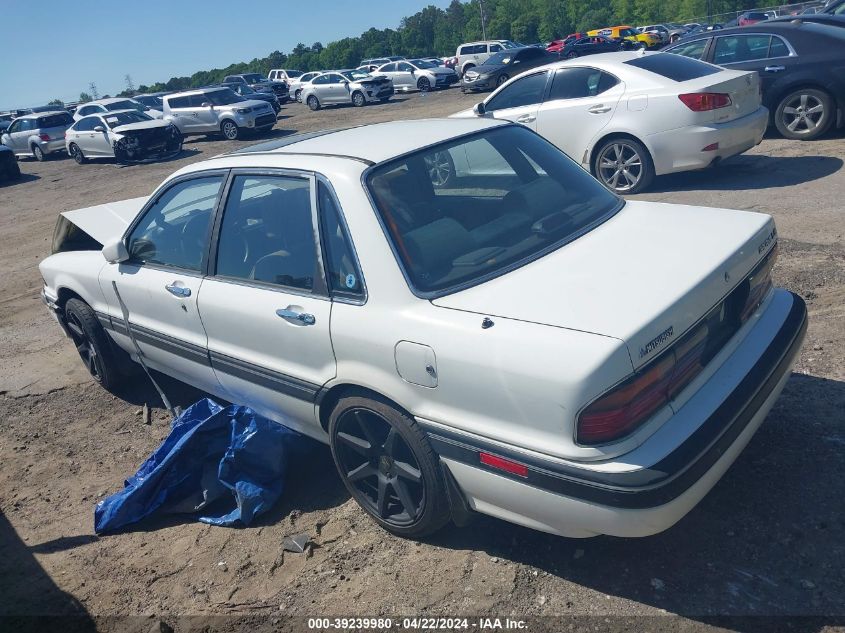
[592,136,655,195]
[566,51,578,59]
[307,95,321,111]
[31,144,45,161]
[295,89,302,102]
[497,74,509,86]
[6,160,21,180]
[417,77,431,92]
[69,143,87,164]
[220,119,240,140]
[352,91,366,107]
[64,298,127,391]
[329,395,452,539]
[774,87,834,141]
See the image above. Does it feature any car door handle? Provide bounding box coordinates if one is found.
[588,105,612,114]
[276,308,316,325]
[516,114,536,124]
[764,65,785,72]
[164,283,191,298]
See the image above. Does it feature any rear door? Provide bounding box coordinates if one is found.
[482,70,550,129]
[708,33,798,106]
[198,172,337,432]
[535,67,625,161]
[165,95,199,133]
[99,173,226,393]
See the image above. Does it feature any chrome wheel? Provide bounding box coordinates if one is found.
[32,145,45,161]
[597,142,643,192]
[333,407,425,527]
[70,144,86,165]
[424,150,454,187]
[66,310,103,382]
[352,91,366,107]
[781,93,825,136]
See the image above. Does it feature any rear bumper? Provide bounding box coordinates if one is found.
[35,138,67,155]
[424,289,806,537]
[647,105,769,175]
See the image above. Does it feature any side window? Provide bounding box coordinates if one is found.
[168,96,190,109]
[215,175,318,291]
[398,62,414,72]
[127,176,223,271]
[769,36,789,57]
[78,117,97,132]
[328,74,344,84]
[667,38,709,59]
[381,63,397,72]
[318,181,363,299]
[189,94,208,107]
[714,35,772,64]
[312,74,330,85]
[7,120,21,134]
[548,67,610,100]
[485,71,548,111]
[459,46,471,55]
[489,44,503,53]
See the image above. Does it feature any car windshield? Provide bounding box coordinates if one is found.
[103,111,153,128]
[106,100,144,112]
[207,89,244,105]
[366,125,622,296]
[236,84,257,94]
[500,40,520,48]
[286,70,303,78]
[410,59,438,69]
[484,52,513,65]
[620,28,637,36]
[242,73,265,83]
[136,96,163,108]
[342,70,370,80]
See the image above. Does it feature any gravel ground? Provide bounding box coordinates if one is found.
[0,88,843,632]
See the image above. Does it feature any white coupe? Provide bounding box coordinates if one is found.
[40,119,805,539]
[452,51,768,194]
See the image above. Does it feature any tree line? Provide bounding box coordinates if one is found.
[105,0,762,98]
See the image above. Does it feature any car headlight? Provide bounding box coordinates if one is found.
[236,107,252,114]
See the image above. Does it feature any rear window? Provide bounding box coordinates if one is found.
[624,53,720,81]
[37,113,72,128]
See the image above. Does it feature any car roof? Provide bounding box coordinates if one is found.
[16,110,69,120]
[89,97,136,105]
[227,118,509,165]
[675,19,845,40]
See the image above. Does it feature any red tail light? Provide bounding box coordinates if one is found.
[577,245,778,445]
[38,133,50,141]
[678,92,732,111]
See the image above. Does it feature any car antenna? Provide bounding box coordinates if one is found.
[111,280,180,420]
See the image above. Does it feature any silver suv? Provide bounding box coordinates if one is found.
[454,40,519,75]
[162,87,277,140]
[0,111,74,161]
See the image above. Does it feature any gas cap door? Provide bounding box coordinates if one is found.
[394,341,437,388]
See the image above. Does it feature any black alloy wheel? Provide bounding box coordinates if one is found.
[329,396,451,538]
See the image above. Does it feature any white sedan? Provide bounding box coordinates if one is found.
[65,110,183,164]
[73,97,164,121]
[40,119,805,539]
[452,51,768,194]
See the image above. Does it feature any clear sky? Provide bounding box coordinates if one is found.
[0,0,452,110]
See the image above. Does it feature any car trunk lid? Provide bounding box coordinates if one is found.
[683,68,761,123]
[432,201,776,369]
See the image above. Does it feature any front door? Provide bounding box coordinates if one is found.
[99,173,226,393]
[198,172,337,436]
[482,70,551,130]
[535,67,625,162]
[86,116,115,156]
[5,118,31,153]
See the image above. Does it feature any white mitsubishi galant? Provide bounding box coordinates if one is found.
[40,119,806,539]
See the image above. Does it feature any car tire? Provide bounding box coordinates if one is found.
[592,137,655,195]
[294,89,303,102]
[220,120,240,141]
[64,298,126,391]
[7,159,21,180]
[352,91,366,107]
[417,77,431,92]
[566,51,578,59]
[69,143,87,165]
[307,95,321,111]
[31,144,45,161]
[329,395,452,539]
[774,87,834,140]
[497,74,509,87]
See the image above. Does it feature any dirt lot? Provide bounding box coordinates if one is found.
[1,89,843,631]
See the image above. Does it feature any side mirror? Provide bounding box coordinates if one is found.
[102,239,129,264]
[473,102,486,116]
[201,102,212,108]
[93,125,105,133]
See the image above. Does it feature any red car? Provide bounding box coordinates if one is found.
[738,11,768,25]
[546,32,587,53]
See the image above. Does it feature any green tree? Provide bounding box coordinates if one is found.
[47,98,64,107]
[78,92,92,103]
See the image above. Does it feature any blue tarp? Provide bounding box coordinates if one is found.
[95,398,310,534]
